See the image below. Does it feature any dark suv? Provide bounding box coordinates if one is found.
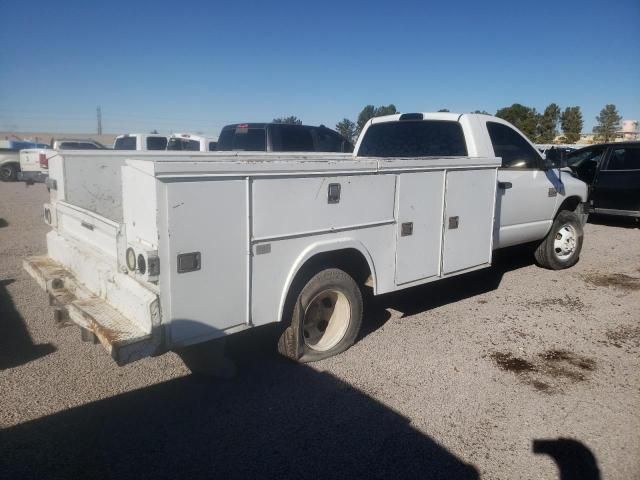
[216,123,353,153]
[567,141,640,218]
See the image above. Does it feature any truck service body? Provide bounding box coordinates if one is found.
[24,113,588,367]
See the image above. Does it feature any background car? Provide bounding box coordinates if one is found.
[567,141,640,218]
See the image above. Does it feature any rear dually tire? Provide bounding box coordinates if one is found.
[278,268,363,363]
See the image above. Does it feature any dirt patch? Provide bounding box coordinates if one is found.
[531,380,552,393]
[527,295,586,311]
[582,273,640,291]
[606,324,640,349]
[539,349,596,371]
[490,352,537,373]
[489,349,597,394]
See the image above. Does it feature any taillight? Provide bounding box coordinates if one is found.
[39,153,48,169]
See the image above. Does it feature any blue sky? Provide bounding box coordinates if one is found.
[1,0,638,136]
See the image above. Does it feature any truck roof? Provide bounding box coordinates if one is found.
[221,123,335,130]
[116,133,167,138]
[368,112,470,124]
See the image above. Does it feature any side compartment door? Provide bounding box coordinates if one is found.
[164,179,249,346]
[395,171,445,285]
[442,169,497,274]
[593,145,640,213]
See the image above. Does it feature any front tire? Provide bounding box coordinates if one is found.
[534,210,584,270]
[278,268,363,363]
[0,163,18,182]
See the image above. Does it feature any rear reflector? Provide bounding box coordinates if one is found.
[39,153,48,168]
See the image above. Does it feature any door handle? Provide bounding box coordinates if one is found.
[498,182,512,189]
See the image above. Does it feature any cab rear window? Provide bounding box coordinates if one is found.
[358,121,467,157]
[167,138,200,151]
[217,127,266,151]
[147,137,167,150]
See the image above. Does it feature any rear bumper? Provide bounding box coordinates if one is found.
[23,253,163,365]
[18,170,48,183]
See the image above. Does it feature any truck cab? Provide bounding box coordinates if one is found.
[114,133,168,151]
[354,113,587,252]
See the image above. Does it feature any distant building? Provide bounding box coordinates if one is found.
[553,119,639,145]
[619,120,639,141]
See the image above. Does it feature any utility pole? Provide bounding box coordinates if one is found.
[97,106,103,135]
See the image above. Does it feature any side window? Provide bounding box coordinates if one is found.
[487,122,542,168]
[567,147,606,167]
[208,141,217,151]
[115,137,137,150]
[277,125,314,152]
[76,143,100,150]
[605,147,640,171]
[312,128,343,152]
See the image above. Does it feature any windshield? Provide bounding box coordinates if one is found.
[358,121,467,157]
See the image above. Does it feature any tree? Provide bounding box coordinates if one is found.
[335,118,357,143]
[593,104,622,142]
[356,104,398,134]
[150,129,159,134]
[273,116,302,125]
[437,108,450,112]
[560,107,583,143]
[536,103,561,143]
[473,110,490,114]
[495,103,539,139]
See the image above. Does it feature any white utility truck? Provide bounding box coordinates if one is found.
[24,113,588,371]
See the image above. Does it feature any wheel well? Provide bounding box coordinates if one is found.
[557,196,582,215]
[280,248,373,323]
[295,248,372,286]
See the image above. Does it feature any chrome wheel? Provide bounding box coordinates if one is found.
[553,224,578,259]
[303,289,351,352]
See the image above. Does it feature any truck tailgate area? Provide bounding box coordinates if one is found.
[23,231,162,365]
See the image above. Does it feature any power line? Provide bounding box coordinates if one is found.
[97,106,102,135]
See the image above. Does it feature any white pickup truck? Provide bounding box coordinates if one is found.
[167,133,217,151]
[114,133,168,151]
[24,113,588,372]
[19,139,106,183]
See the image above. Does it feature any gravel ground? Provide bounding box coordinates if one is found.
[1,181,639,480]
